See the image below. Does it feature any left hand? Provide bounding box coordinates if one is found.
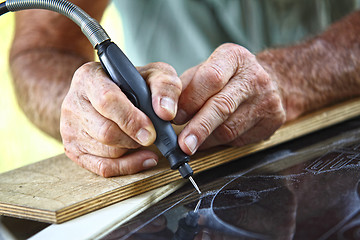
[60,62,182,177]
[173,43,286,155]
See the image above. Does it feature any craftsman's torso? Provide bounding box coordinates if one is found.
[114,0,360,73]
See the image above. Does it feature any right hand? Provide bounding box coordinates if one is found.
[174,43,286,155]
[60,61,182,177]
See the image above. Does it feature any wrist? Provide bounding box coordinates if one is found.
[256,50,306,122]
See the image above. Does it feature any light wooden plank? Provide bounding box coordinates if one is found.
[1,97,360,223]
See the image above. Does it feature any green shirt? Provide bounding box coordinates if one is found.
[114,0,359,74]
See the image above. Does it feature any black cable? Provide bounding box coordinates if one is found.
[0,2,9,16]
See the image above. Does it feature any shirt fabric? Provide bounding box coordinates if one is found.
[114,0,360,74]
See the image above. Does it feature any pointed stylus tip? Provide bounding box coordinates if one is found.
[188,176,201,194]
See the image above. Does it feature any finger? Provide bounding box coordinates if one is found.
[62,114,159,177]
[174,43,245,124]
[197,100,258,149]
[84,117,140,149]
[178,64,201,90]
[62,87,139,148]
[229,116,283,147]
[64,132,131,159]
[60,111,133,160]
[75,62,156,146]
[138,62,182,121]
[177,79,246,155]
[66,149,159,177]
[178,68,283,155]
[172,65,199,124]
[200,94,285,149]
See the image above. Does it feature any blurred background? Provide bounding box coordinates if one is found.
[0,3,123,173]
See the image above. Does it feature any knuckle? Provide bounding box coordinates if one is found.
[220,43,253,64]
[97,160,114,178]
[197,117,213,138]
[147,64,182,96]
[168,75,183,92]
[97,88,118,112]
[198,64,226,92]
[72,66,85,82]
[64,146,77,162]
[106,147,123,159]
[218,43,249,55]
[64,143,83,166]
[212,93,237,119]
[154,72,182,95]
[73,62,95,81]
[97,120,119,144]
[233,44,254,60]
[219,42,238,49]
[153,62,178,75]
[216,121,239,143]
[75,141,89,156]
[239,66,271,95]
[254,69,272,90]
[73,62,105,91]
[142,62,178,79]
[263,93,286,120]
[119,112,137,134]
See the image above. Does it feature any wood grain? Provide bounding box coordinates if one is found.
[1,97,360,223]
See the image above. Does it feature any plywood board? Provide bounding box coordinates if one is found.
[1,97,360,223]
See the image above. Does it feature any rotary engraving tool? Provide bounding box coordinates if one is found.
[0,0,201,194]
[96,40,201,194]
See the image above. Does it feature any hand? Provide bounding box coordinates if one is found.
[60,62,182,177]
[174,43,286,155]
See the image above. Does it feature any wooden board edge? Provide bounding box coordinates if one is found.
[2,97,360,223]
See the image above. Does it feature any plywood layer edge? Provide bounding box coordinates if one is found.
[1,97,360,223]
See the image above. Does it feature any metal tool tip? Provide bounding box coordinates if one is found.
[188,176,201,194]
[194,198,202,212]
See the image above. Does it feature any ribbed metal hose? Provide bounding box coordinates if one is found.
[5,0,110,47]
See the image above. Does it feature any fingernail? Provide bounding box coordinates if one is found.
[143,159,157,169]
[184,134,198,154]
[174,109,188,124]
[160,97,176,115]
[136,128,151,144]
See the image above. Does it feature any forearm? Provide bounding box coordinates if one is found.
[10,49,89,140]
[9,0,109,140]
[257,10,360,121]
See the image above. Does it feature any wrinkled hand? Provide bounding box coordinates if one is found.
[60,62,182,177]
[60,43,285,177]
[174,43,286,155]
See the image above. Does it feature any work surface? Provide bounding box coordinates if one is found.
[1,106,360,239]
[102,117,360,240]
[1,98,360,226]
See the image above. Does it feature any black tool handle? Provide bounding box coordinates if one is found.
[96,41,192,177]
